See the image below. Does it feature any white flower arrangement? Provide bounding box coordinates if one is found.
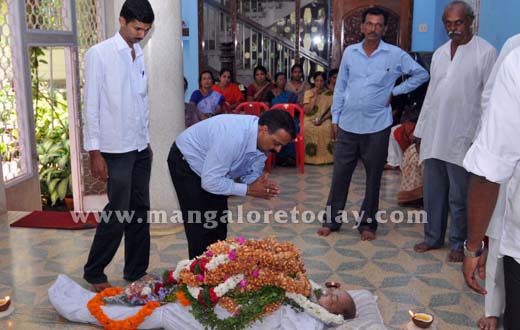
[206,254,229,271]
[187,286,202,300]
[140,286,152,296]
[286,292,344,326]
[213,274,244,297]
[172,259,191,281]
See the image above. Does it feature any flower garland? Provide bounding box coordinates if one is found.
[87,287,160,330]
[163,237,348,329]
[286,292,344,326]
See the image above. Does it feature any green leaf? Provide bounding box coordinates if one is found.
[57,178,69,200]
[48,178,61,193]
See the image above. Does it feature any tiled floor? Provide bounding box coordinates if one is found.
[0,164,484,330]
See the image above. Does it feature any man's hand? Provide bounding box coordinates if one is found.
[463,250,488,295]
[247,173,280,200]
[147,144,153,161]
[89,150,108,181]
[331,124,338,142]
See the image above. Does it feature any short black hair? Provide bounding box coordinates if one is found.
[259,110,296,139]
[120,0,155,24]
[362,7,388,26]
[183,77,188,91]
[274,72,287,81]
[219,68,232,77]
[328,68,339,78]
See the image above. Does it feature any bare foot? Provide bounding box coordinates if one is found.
[360,230,376,241]
[91,281,111,292]
[477,315,498,330]
[317,227,332,236]
[448,249,464,263]
[413,242,439,253]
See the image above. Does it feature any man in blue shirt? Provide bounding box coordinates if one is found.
[318,7,429,240]
[168,110,296,258]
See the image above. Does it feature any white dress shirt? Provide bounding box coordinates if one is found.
[83,32,149,153]
[414,36,496,166]
[463,48,520,264]
[480,34,520,239]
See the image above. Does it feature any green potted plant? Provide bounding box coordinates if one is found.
[37,131,72,208]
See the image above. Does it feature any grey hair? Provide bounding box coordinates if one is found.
[443,1,475,21]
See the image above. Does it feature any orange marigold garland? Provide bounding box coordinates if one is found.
[175,290,191,307]
[87,287,160,330]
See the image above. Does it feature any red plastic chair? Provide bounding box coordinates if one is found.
[266,103,305,174]
[235,102,269,117]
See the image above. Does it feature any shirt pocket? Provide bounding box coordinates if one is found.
[137,70,148,97]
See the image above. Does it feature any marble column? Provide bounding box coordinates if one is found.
[108,0,185,233]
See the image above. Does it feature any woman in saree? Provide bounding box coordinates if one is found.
[286,63,311,107]
[303,71,335,165]
[267,72,299,166]
[246,65,273,103]
[266,72,298,106]
[187,70,225,127]
[211,68,244,112]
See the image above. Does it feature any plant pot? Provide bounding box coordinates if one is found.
[64,197,74,211]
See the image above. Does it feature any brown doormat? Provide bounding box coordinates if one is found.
[9,211,98,230]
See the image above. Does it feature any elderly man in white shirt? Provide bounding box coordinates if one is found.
[82,0,155,292]
[463,46,520,330]
[413,1,496,262]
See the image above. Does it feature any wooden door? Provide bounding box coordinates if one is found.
[331,0,413,68]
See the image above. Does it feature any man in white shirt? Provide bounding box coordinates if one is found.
[82,0,154,292]
[462,46,520,330]
[413,1,496,262]
[471,33,520,330]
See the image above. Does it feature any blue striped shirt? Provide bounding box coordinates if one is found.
[332,41,429,134]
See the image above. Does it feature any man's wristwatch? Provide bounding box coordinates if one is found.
[463,240,485,258]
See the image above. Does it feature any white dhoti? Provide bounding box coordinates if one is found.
[387,125,403,167]
[485,238,505,318]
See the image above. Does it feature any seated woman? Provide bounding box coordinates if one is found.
[211,68,244,112]
[246,65,273,103]
[303,71,335,165]
[286,63,311,107]
[266,72,299,166]
[266,72,298,106]
[49,238,358,330]
[187,70,224,127]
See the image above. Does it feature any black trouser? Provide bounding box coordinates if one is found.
[167,143,228,259]
[83,149,151,284]
[504,256,520,329]
[323,126,390,233]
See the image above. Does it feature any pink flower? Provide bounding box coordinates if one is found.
[223,275,230,281]
[251,269,260,278]
[196,274,204,282]
[237,237,246,245]
[206,251,213,257]
[228,250,236,261]
[239,279,247,289]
